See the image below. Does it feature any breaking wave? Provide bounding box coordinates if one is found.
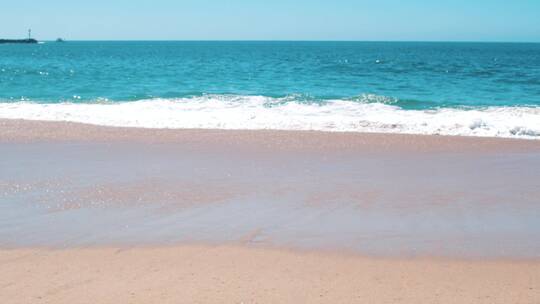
[0,95,539,139]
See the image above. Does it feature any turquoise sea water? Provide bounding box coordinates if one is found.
[1,41,540,107]
[1,41,539,137]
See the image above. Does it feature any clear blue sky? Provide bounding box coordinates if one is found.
[2,0,540,41]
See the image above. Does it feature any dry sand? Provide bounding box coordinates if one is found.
[1,246,539,304]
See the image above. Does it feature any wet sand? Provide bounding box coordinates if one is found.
[1,119,540,302]
[3,118,540,153]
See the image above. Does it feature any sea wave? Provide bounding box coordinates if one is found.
[0,95,539,139]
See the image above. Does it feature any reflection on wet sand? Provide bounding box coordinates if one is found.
[1,120,540,258]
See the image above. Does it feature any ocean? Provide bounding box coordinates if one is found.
[1,41,539,138]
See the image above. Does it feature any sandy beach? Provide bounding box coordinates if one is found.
[2,245,539,304]
[1,119,540,303]
[3,1,540,300]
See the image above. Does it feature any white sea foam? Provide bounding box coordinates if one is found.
[0,95,539,139]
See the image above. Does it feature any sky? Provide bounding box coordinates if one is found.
[2,0,540,42]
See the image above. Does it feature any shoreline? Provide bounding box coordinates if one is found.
[1,96,539,140]
[2,118,540,150]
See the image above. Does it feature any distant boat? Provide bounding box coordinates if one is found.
[56,38,65,43]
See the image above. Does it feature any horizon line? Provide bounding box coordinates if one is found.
[30,39,540,44]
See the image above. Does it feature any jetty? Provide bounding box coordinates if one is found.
[0,39,38,44]
[0,29,38,44]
